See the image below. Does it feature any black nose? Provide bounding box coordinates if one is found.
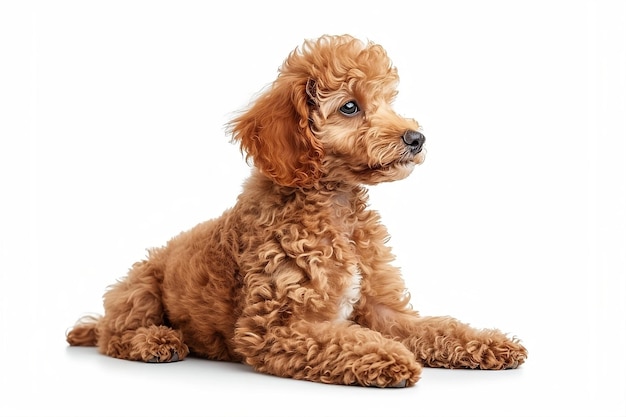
[402,130,425,155]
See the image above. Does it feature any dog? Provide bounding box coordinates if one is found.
[67,34,527,387]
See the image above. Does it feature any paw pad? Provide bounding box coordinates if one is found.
[147,350,180,363]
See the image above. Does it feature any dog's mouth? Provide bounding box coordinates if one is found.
[323,146,426,184]
[358,150,424,178]
[374,148,426,170]
[358,148,426,182]
[371,160,411,171]
[412,148,427,165]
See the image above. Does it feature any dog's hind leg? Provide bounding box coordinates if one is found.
[84,256,189,363]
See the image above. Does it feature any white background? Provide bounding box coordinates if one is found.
[1,1,625,416]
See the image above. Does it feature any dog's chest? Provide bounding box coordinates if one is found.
[336,268,362,321]
[326,192,364,322]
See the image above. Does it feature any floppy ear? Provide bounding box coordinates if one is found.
[228,76,324,188]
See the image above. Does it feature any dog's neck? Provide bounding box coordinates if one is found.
[244,170,368,214]
[293,177,367,211]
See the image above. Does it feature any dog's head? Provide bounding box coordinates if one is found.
[229,35,425,188]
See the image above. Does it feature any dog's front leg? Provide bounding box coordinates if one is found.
[359,303,527,370]
[232,265,421,387]
[234,315,421,387]
[354,231,527,370]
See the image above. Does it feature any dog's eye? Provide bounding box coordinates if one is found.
[339,101,360,117]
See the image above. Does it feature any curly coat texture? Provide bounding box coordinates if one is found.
[67,35,527,387]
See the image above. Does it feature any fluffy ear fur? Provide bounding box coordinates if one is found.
[228,73,324,188]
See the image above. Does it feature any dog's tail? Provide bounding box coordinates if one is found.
[66,315,101,346]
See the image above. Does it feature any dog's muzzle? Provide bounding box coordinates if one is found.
[402,130,426,155]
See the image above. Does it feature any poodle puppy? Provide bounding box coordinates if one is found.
[67,34,527,387]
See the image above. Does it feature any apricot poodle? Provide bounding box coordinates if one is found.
[67,34,527,387]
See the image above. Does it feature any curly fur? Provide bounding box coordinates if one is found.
[67,35,527,387]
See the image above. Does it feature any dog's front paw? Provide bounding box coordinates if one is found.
[348,347,422,388]
[465,334,527,370]
[147,349,181,363]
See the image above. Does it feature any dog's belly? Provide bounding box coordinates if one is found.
[336,270,362,321]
